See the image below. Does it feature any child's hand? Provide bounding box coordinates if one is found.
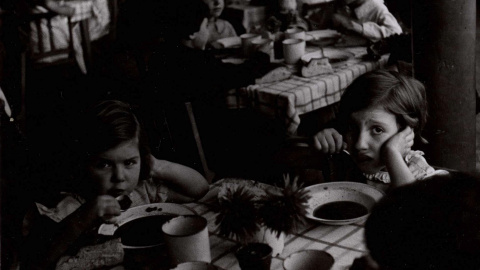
[382,126,414,158]
[191,18,210,50]
[332,13,362,34]
[91,195,121,224]
[313,128,347,154]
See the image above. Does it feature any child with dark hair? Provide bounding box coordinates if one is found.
[332,0,402,43]
[362,171,480,270]
[313,70,445,189]
[20,100,209,270]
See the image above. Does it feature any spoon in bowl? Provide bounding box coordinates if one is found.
[116,195,132,211]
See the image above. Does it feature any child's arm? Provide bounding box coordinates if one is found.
[149,156,209,203]
[334,10,402,42]
[382,126,415,187]
[22,196,121,269]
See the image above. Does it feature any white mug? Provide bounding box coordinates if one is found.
[162,215,211,266]
[240,33,261,57]
[282,38,306,64]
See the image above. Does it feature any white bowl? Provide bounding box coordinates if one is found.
[284,250,334,270]
[303,182,385,225]
[171,261,223,270]
[98,203,196,235]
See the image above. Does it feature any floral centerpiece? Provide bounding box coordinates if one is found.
[214,175,310,256]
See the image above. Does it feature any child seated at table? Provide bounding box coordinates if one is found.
[332,0,402,43]
[265,0,309,32]
[312,70,445,189]
[202,0,238,46]
[359,171,480,270]
[20,100,209,270]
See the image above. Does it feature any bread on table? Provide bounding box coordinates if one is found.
[255,66,293,84]
[301,57,333,77]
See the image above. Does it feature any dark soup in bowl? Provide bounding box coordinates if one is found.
[115,214,177,247]
[313,201,368,220]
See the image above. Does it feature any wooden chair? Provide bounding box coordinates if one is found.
[184,102,215,183]
[17,7,91,132]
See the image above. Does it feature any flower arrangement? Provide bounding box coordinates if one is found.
[214,175,310,244]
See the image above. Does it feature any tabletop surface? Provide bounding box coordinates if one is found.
[226,47,388,135]
[184,179,368,270]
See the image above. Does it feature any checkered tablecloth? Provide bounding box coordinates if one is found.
[226,49,389,135]
[184,179,368,270]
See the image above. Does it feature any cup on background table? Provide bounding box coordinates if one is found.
[251,38,274,62]
[285,28,306,40]
[235,242,273,270]
[240,33,261,57]
[282,38,305,65]
[162,215,211,266]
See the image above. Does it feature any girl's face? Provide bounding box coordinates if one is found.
[87,138,141,197]
[203,0,224,18]
[344,106,400,174]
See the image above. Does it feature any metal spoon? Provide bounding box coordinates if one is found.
[116,194,132,211]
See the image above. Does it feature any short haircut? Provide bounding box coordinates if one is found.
[338,70,428,142]
[365,172,480,270]
[79,100,151,180]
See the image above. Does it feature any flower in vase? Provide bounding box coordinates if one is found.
[259,175,311,238]
[215,184,260,243]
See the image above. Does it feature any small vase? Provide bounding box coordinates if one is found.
[252,225,286,257]
[235,242,273,270]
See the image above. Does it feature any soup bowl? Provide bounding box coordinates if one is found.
[303,182,385,225]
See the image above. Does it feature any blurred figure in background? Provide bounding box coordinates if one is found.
[357,171,480,270]
[202,0,238,48]
[332,0,402,43]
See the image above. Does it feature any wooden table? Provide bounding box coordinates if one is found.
[226,47,389,135]
[184,179,368,270]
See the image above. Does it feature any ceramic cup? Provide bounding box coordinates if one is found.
[235,242,273,270]
[251,38,274,61]
[240,33,261,57]
[285,28,306,40]
[283,250,334,270]
[162,215,211,266]
[282,38,306,65]
[170,261,219,270]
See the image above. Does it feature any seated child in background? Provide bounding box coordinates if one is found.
[313,70,446,190]
[360,171,480,270]
[265,0,309,32]
[202,0,238,46]
[20,100,209,270]
[332,0,402,43]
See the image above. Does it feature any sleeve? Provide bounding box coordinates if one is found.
[144,178,169,203]
[405,151,440,181]
[55,238,123,270]
[361,6,402,42]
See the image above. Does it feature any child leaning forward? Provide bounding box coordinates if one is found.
[20,100,209,270]
[313,70,447,190]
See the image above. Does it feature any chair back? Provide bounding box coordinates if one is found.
[23,9,77,68]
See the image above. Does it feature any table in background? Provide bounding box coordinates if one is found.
[226,48,389,135]
[184,179,368,270]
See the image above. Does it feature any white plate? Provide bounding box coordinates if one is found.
[212,36,242,49]
[221,58,245,65]
[303,182,385,225]
[98,203,196,235]
[305,29,341,40]
[301,48,355,64]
